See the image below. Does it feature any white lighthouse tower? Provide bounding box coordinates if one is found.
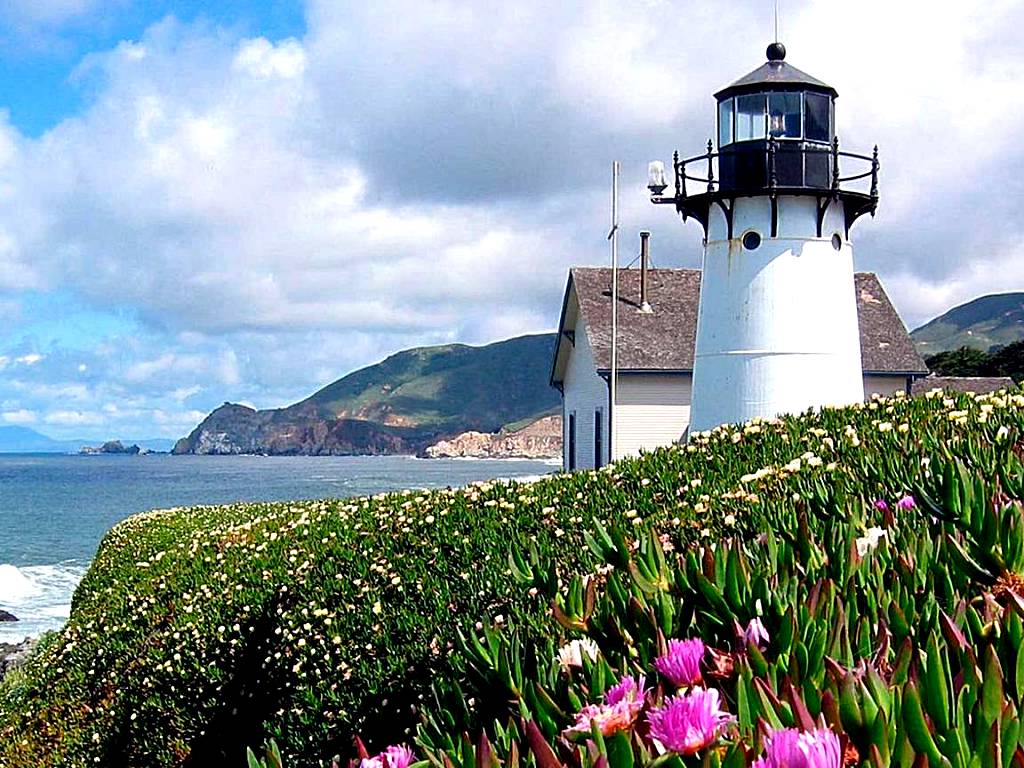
[649,42,879,432]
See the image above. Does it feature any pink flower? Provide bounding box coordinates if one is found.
[383,746,416,768]
[873,499,889,512]
[647,687,734,755]
[744,617,769,649]
[654,638,705,687]
[360,746,416,768]
[752,727,842,768]
[896,495,916,511]
[564,675,647,737]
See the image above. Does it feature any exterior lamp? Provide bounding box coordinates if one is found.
[647,161,667,195]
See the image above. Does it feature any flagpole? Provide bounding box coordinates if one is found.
[609,161,619,464]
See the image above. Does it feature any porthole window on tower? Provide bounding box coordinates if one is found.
[831,233,843,251]
[741,231,762,250]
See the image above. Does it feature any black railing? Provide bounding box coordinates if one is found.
[671,137,878,201]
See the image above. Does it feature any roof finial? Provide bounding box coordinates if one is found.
[766,0,786,61]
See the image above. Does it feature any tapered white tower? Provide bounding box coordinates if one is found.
[650,43,879,432]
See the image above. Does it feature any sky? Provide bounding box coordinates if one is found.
[0,0,1022,441]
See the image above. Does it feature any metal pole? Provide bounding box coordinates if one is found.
[609,161,619,464]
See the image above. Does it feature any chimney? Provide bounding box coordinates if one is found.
[639,231,652,313]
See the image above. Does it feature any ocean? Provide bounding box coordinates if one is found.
[0,453,557,643]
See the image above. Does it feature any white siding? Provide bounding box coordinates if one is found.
[615,374,692,460]
[561,320,609,471]
[863,374,910,398]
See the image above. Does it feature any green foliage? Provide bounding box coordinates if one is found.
[925,346,994,377]
[2,386,1024,766]
[925,340,1024,382]
[247,739,283,768]
[421,442,1024,767]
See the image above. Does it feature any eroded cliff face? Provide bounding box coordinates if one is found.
[423,415,562,459]
[172,403,426,456]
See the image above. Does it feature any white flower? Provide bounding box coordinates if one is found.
[855,527,887,557]
[556,638,600,670]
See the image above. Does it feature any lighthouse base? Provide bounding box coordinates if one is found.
[688,196,864,433]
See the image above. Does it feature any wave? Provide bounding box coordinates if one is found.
[0,561,88,642]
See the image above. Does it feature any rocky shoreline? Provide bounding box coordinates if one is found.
[0,638,34,682]
[423,414,562,459]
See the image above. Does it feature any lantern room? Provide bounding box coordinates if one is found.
[715,42,837,190]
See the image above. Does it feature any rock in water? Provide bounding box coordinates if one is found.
[0,609,17,622]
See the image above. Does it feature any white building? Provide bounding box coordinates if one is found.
[549,266,928,472]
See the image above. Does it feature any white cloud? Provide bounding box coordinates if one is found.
[16,353,42,365]
[43,409,105,426]
[0,1,1023,440]
[2,409,36,424]
[233,38,306,80]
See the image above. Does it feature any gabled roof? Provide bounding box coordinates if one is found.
[551,268,928,385]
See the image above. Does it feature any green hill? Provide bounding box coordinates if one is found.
[173,333,560,455]
[911,291,1024,354]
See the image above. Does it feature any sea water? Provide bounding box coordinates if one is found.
[0,453,557,642]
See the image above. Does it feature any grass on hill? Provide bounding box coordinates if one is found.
[2,386,1022,767]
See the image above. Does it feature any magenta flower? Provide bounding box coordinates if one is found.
[383,746,416,768]
[873,499,889,512]
[360,745,416,768]
[896,495,916,511]
[654,638,705,687]
[647,687,734,755]
[744,617,769,649]
[752,727,841,768]
[564,674,647,738]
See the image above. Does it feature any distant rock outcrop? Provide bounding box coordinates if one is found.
[423,415,562,459]
[0,610,17,622]
[80,440,141,455]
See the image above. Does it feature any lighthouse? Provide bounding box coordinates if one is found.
[649,43,879,433]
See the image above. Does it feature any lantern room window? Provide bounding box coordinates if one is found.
[735,94,767,141]
[718,91,834,147]
[718,98,734,147]
[768,92,801,138]
[804,92,831,142]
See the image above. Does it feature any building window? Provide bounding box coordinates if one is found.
[594,409,603,469]
[568,412,576,471]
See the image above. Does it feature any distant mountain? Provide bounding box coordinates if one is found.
[0,427,174,454]
[0,426,78,453]
[912,293,1024,354]
[174,333,561,456]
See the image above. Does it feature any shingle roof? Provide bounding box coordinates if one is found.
[911,376,1016,396]
[553,268,928,381]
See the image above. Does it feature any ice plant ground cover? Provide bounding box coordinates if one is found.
[0,389,1022,766]
[418,396,1024,766]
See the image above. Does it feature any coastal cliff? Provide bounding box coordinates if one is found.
[423,414,562,459]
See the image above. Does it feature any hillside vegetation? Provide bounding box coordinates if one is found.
[174,334,559,455]
[3,387,1024,767]
[912,292,1024,354]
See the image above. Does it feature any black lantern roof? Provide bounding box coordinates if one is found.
[714,43,837,100]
